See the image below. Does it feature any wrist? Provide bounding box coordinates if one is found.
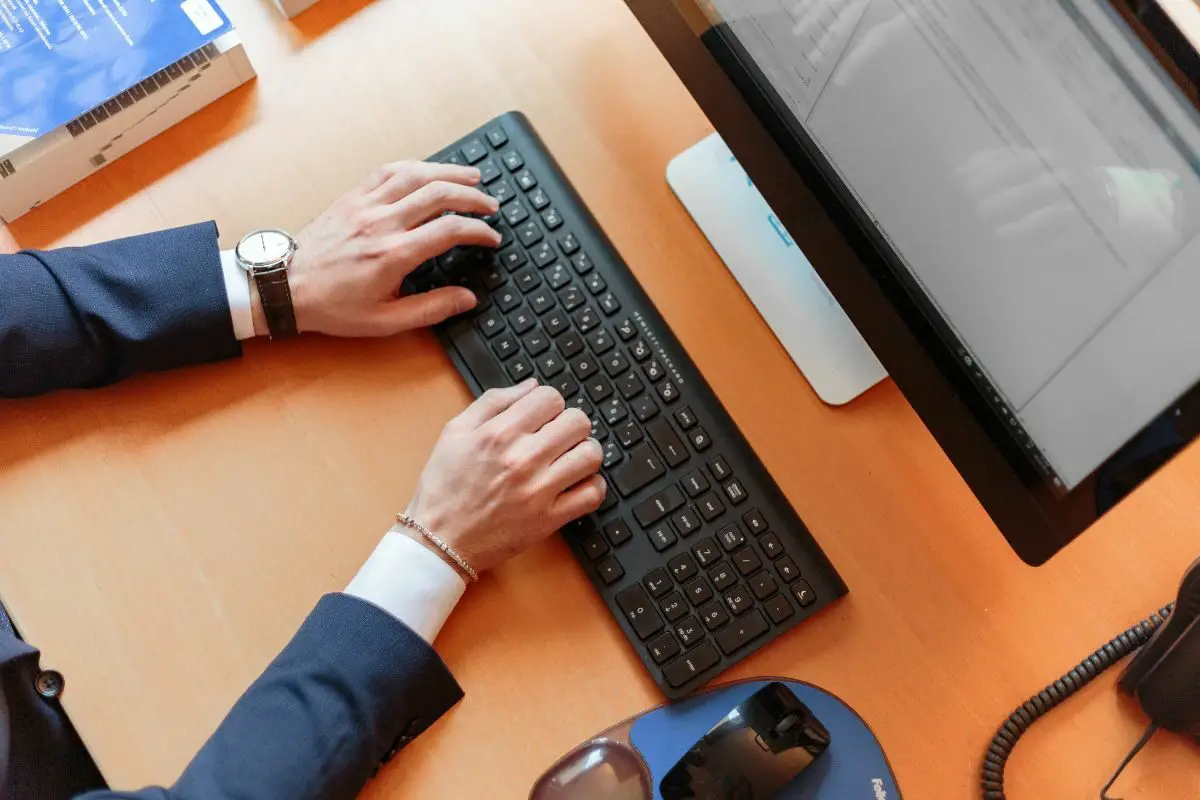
[392,524,472,585]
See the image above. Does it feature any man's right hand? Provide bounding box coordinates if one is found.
[262,161,502,338]
[404,380,606,575]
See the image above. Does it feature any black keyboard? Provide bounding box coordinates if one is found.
[411,112,848,699]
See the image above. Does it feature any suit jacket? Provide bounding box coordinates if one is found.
[0,223,464,799]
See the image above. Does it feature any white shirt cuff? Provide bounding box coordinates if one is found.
[219,249,256,341]
[344,531,467,644]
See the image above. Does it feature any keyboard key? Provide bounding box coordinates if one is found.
[643,360,664,382]
[692,538,720,567]
[697,492,726,521]
[571,251,594,274]
[599,478,619,512]
[505,357,533,381]
[673,617,703,647]
[612,443,666,496]
[760,532,785,560]
[514,266,542,294]
[742,509,768,536]
[631,339,652,361]
[552,375,578,398]
[684,576,713,605]
[489,180,516,205]
[732,546,761,576]
[764,594,794,624]
[643,568,672,598]
[689,428,712,451]
[590,413,606,440]
[604,518,633,546]
[717,523,746,552]
[791,580,817,607]
[723,585,753,616]
[441,150,466,165]
[547,263,571,289]
[708,562,736,591]
[516,220,543,246]
[682,470,710,498]
[648,631,681,664]
[633,485,685,527]
[482,263,508,291]
[537,352,565,378]
[522,329,550,356]
[597,557,624,585]
[663,641,719,687]
[479,159,502,184]
[707,456,733,481]
[601,398,628,425]
[656,380,680,404]
[615,420,643,448]
[587,328,615,355]
[599,293,621,315]
[658,593,687,624]
[583,533,609,560]
[530,241,556,268]
[559,285,586,311]
[616,370,644,398]
[544,310,570,337]
[631,394,659,422]
[530,187,551,210]
[574,306,601,333]
[542,208,564,229]
[476,309,505,338]
[603,351,630,378]
[568,396,593,415]
[515,168,538,191]
[616,584,664,640]
[510,308,536,334]
[602,440,623,468]
[668,553,698,583]
[570,355,600,380]
[529,289,556,315]
[558,232,580,254]
[486,126,509,148]
[672,506,701,537]
[501,149,524,171]
[722,478,748,505]
[584,272,607,295]
[715,608,768,655]
[501,247,527,272]
[585,377,614,402]
[776,556,800,583]
[462,138,488,163]
[491,333,519,360]
[750,571,778,600]
[646,418,689,468]
[558,331,585,359]
[673,407,698,429]
[699,599,730,631]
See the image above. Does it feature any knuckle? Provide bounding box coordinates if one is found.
[537,385,566,413]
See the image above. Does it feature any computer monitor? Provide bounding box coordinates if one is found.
[627,0,1200,565]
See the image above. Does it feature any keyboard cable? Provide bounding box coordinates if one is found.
[979,602,1175,800]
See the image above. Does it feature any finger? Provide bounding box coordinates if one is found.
[543,437,604,494]
[391,181,499,229]
[366,161,482,204]
[487,384,566,439]
[525,407,591,464]
[368,286,477,335]
[456,379,540,428]
[388,215,502,280]
[550,475,607,529]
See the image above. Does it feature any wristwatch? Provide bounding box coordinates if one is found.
[235,229,299,339]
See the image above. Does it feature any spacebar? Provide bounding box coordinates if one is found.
[444,319,510,393]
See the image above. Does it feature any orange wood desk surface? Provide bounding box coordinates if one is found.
[1,1,1199,797]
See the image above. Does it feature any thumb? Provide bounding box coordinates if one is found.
[373,287,477,334]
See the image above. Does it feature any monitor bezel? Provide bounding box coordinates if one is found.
[625,0,1200,565]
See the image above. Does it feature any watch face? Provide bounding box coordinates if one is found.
[237,230,293,268]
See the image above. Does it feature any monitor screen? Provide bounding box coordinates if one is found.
[687,0,1200,494]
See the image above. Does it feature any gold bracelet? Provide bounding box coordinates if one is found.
[395,513,479,583]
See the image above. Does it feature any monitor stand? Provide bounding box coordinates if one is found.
[667,134,886,406]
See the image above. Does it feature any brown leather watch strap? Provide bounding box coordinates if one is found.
[253,268,298,339]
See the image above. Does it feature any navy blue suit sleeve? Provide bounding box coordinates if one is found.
[79,594,463,800]
[0,222,241,398]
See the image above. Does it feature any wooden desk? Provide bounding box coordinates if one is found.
[1,1,1198,797]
